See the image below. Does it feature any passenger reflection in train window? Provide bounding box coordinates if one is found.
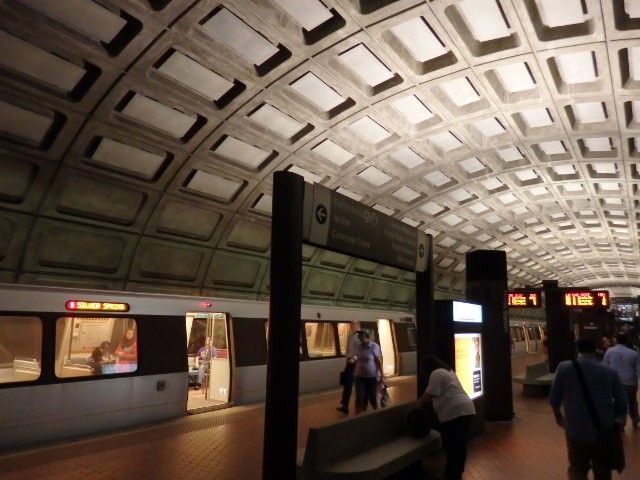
[89,347,103,375]
[99,341,115,364]
[115,328,137,364]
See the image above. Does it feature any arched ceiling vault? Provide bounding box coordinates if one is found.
[0,0,639,308]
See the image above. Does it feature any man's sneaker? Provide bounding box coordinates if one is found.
[336,405,348,414]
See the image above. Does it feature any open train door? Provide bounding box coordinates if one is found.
[185,312,230,411]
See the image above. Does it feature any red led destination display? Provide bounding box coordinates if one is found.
[65,300,130,312]
[562,290,609,308]
[507,289,542,308]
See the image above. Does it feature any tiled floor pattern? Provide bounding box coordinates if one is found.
[0,353,638,480]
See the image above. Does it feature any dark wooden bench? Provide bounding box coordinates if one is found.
[513,361,554,396]
[296,400,441,480]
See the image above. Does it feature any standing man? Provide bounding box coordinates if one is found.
[604,333,640,428]
[195,336,217,390]
[549,338,627,480]
[354,330,383,414]
[337,320,360,414]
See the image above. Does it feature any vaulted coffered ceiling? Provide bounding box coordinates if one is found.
[1,0,639,307]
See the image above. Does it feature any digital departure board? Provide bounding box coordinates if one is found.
[65,300,130,312]
[507,289,542,308]
[562,290,609,308]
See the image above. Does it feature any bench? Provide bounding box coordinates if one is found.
[296,400,441,480]
[513,361,555,396]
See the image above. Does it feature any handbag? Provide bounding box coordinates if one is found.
[572,360,625,472]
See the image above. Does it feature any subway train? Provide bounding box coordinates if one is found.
[0,283,417,451]
[509,321,546,355]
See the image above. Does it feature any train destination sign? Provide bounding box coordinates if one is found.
[66,300,130,312]
[562,290,609,308]
[507,289,542,308]
[303,183,429,272]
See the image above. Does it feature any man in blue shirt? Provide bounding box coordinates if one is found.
[194,337,217,390]
[354,330,383,414]
[549,338,627,480]
[603,333,640,428]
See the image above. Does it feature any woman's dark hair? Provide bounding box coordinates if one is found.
[422,354,452,374]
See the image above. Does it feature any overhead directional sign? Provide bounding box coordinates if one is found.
[563,289,610,308]
[303,183,430,272]
[507,289,542,308]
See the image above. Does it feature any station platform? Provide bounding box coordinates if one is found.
[1,354,639,480]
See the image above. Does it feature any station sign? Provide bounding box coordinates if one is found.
[507,289,542,308]
[562,290,609,308]
[303,183,430,272]
[66,300,130,312]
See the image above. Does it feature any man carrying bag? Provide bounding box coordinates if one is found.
[549,338,627,480]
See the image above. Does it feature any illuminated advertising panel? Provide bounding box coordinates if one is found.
[452,301,482,323]
[454,333,483,399]
[562,290,609,308]
[507,289,542,308]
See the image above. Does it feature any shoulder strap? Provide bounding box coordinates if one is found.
[572,359,602,430]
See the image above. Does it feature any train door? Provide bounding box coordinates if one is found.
[185,312,230,412]
[377,319,396,376]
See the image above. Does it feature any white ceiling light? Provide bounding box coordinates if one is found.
[253,194,273,214]
[442,214,464,226]
[339,43,394,87]
[0,100,53,144]
[290,72,346,112]
[473,117,506,137]
[389,147,426,169]
[458,157,485,174]
[357,165,392,186]
[469,203,490,214]
[202,8,279,65]
[535,0,586,28]
[584,137,612,152]
[187,170,243,201]
[572,102,607,123]
[440,77,481,106]
[520,107,553,128]
[20,0,126,43]
[312,139,354,166]
[552,164,576,175]
[498,146,524,162]
[158,51,234,101]
[494,62,536,93]
[273,0,333,30]
[591,163,617,174]
[213,136,271,169]
[392,185,421,202]
[402,217,421,227]
[539,140,567,155]
[625,0,640,17]
[456,0,511,42]
[420,201,446,215]
[428,131,463,152]
[499,193,518,204]
[391,95,434,124]
[249,104,306,139]
[480,177,504,190]
[0,30,85,93]
[122,94,196,138]
[91,138,165,179]
[629,46,640,81]
[449,188,474,202]
[349,116,392,144]
[389,17,448,62]
[424,170,451,187]
[556,51,597,84]
[515,169,539,181]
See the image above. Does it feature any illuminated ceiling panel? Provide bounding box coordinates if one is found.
[290,72,346,111]
[456,0,511,41]
[157,52,234,101]
[389,17,448,62]
[339,44,394,87]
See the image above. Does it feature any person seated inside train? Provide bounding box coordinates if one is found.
[115,328,138,364]
[86,341,117,375]
[194,337,217,390]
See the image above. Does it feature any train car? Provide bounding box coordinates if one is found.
[0,283,415,451]
[509,321,546,355]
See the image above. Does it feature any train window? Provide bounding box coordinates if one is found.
[0,316,42,384]
[392,323,417,352]
[55,317,138,378]
[304,322,337,358]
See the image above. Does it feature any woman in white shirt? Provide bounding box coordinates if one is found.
[417,355,476,480]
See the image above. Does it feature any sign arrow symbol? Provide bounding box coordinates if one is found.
[316,204,327,224]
